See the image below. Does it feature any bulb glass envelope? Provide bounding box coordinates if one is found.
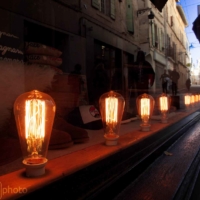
[158,93,171,123]
[14,90,56,176]
[136,93,155,131]
[99,91,125,145]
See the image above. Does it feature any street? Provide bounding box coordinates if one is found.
[179,84,200,94]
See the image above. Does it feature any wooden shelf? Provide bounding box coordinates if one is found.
[1,110,199,199]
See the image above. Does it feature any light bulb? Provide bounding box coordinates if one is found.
[14,90,56,177]
[184,94,191,111]
[136,93,154,131]
[191,95,195,107]
[159,93,170,123]
[99,91,125,146]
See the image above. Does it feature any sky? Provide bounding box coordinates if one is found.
[178,0,200,68]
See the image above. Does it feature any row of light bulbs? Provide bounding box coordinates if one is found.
[99,91,171,143]
[13,90,193,177]
[184,93,200,108]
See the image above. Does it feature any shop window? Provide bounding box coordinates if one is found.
[127,53,134,64]
[89,40,122,104]
[24,20,67,72]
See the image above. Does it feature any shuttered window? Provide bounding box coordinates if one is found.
[154,24,158,48]
[126,0,134,33]
[166,35,170,56]
[161,30,164,51]
[110,0,115,19]
[92,0,115,20]
[100,0,105,13]
[159,28,162,51]
[173,42,176,61]
[170,16,173,27]
[92,0,100,10]
[152,23,155,46]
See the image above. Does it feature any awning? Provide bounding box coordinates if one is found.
[149,0,168,12]
[193,15,200,42]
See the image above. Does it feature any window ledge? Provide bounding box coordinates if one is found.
[96,12,113,23]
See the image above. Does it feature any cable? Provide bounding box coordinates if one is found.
[182,0,191,28]
[182,2,200,8]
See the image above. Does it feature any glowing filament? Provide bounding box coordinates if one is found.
[185,96,190,105]
[160,96,168,111]
[105,97,118,125]
[141,98,150,116]
[25,99,45,155]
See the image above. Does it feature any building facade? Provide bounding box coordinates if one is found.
[0,1,197,199]
[137,0,189,94]
[0,0,189,113]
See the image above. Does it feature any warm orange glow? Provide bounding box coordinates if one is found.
[141,98,150,116]
[99,91,125,145]
[191,95,195,104]
[184,95,190,105]
[25,99,45,155]
[160,96,168,111]
[105,97,118,124]
[195,95,198,102]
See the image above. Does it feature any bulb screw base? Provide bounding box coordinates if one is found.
[140,124,151,132]
[104,134,119,146]
[23,158,48,177]
[161,118,168,123]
